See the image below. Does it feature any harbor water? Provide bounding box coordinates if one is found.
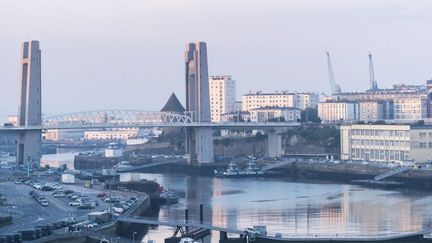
[138,173,432,243]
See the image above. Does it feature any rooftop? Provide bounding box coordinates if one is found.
[160,93,185,112]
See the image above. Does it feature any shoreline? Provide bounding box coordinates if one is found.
[130,161,432,191]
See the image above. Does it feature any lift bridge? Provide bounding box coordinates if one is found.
[3,40,300,166]
[1,109,300,165]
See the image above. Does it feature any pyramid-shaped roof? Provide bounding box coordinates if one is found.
[161,93,185,112]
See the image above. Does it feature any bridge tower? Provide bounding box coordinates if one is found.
[185,42,214,164]
[16,40,42,166]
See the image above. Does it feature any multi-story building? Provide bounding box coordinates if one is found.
[318,101,359,123]
[209,75,236,122]
[43,129,85,141]
[242,91,297,112]
[332,85,426,102]
[296,93,319,110]
[393,94,428,121]
[250,107,301,123]
[341,124,432,163]
[84,128,144,140]
[242,91,318,112]
[359,100,394,122]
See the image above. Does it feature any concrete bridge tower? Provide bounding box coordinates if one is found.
[185,42,214,164]
[16,40,42,166]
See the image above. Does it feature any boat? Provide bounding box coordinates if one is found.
[245,160,265,176]
[214,161,265,178]
[160,188,179,204]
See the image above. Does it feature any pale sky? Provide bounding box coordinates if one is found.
[1,0,432,120]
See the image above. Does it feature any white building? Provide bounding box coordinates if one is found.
[84,128,143,140]
[209,75,236,122]
[318,101,359,124]
[105,147,123,158]
[340,124,432,163]
[43,129,84,141]
[242,91,297,112]
[296,93,319,110]
[7,115,18,126]
[250,107,301,123]
[242,91,318,112]
[220,112,252,123]
[358,100,393,122]
[393,94,428,121]
[119,172,146,182]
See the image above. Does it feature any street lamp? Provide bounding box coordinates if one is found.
[132,232,137,243]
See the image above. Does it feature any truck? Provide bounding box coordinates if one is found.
[61,174,75,184]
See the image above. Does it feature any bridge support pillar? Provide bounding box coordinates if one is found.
[186,127,214,164]
[266,129,283,158]
[17,130,42,166]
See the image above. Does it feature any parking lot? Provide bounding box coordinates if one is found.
[0,169,143,242]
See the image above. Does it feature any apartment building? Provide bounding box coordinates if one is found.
[296,93,319,110]
[242,91,318,112]
[393,94,428,121]
[318,101,359,123]
[209,75,236,122]
[359,100,394,122]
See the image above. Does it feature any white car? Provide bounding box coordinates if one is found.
[53,184,63,189]
[112,207,124,214]
[69,201,81,206]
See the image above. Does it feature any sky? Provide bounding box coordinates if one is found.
[1,0,432,121]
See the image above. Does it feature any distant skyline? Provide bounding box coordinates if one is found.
[1,0,432,121]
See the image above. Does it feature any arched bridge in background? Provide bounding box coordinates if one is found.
[42,110,194,129]
[36,109,300,130]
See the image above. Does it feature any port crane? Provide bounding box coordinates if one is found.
[369,52,379,91]
[325,51,342,95]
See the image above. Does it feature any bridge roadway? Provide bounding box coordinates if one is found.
[0,122,300,131]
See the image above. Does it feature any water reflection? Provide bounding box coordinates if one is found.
[140,174,432,243]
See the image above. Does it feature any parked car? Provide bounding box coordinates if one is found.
[69,201,80,206]
[78,204,93,210]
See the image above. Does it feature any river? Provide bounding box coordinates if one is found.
[34,153,432,242]
[136,173,432,243]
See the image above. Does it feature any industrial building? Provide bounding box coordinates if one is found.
[340,124,432,164]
